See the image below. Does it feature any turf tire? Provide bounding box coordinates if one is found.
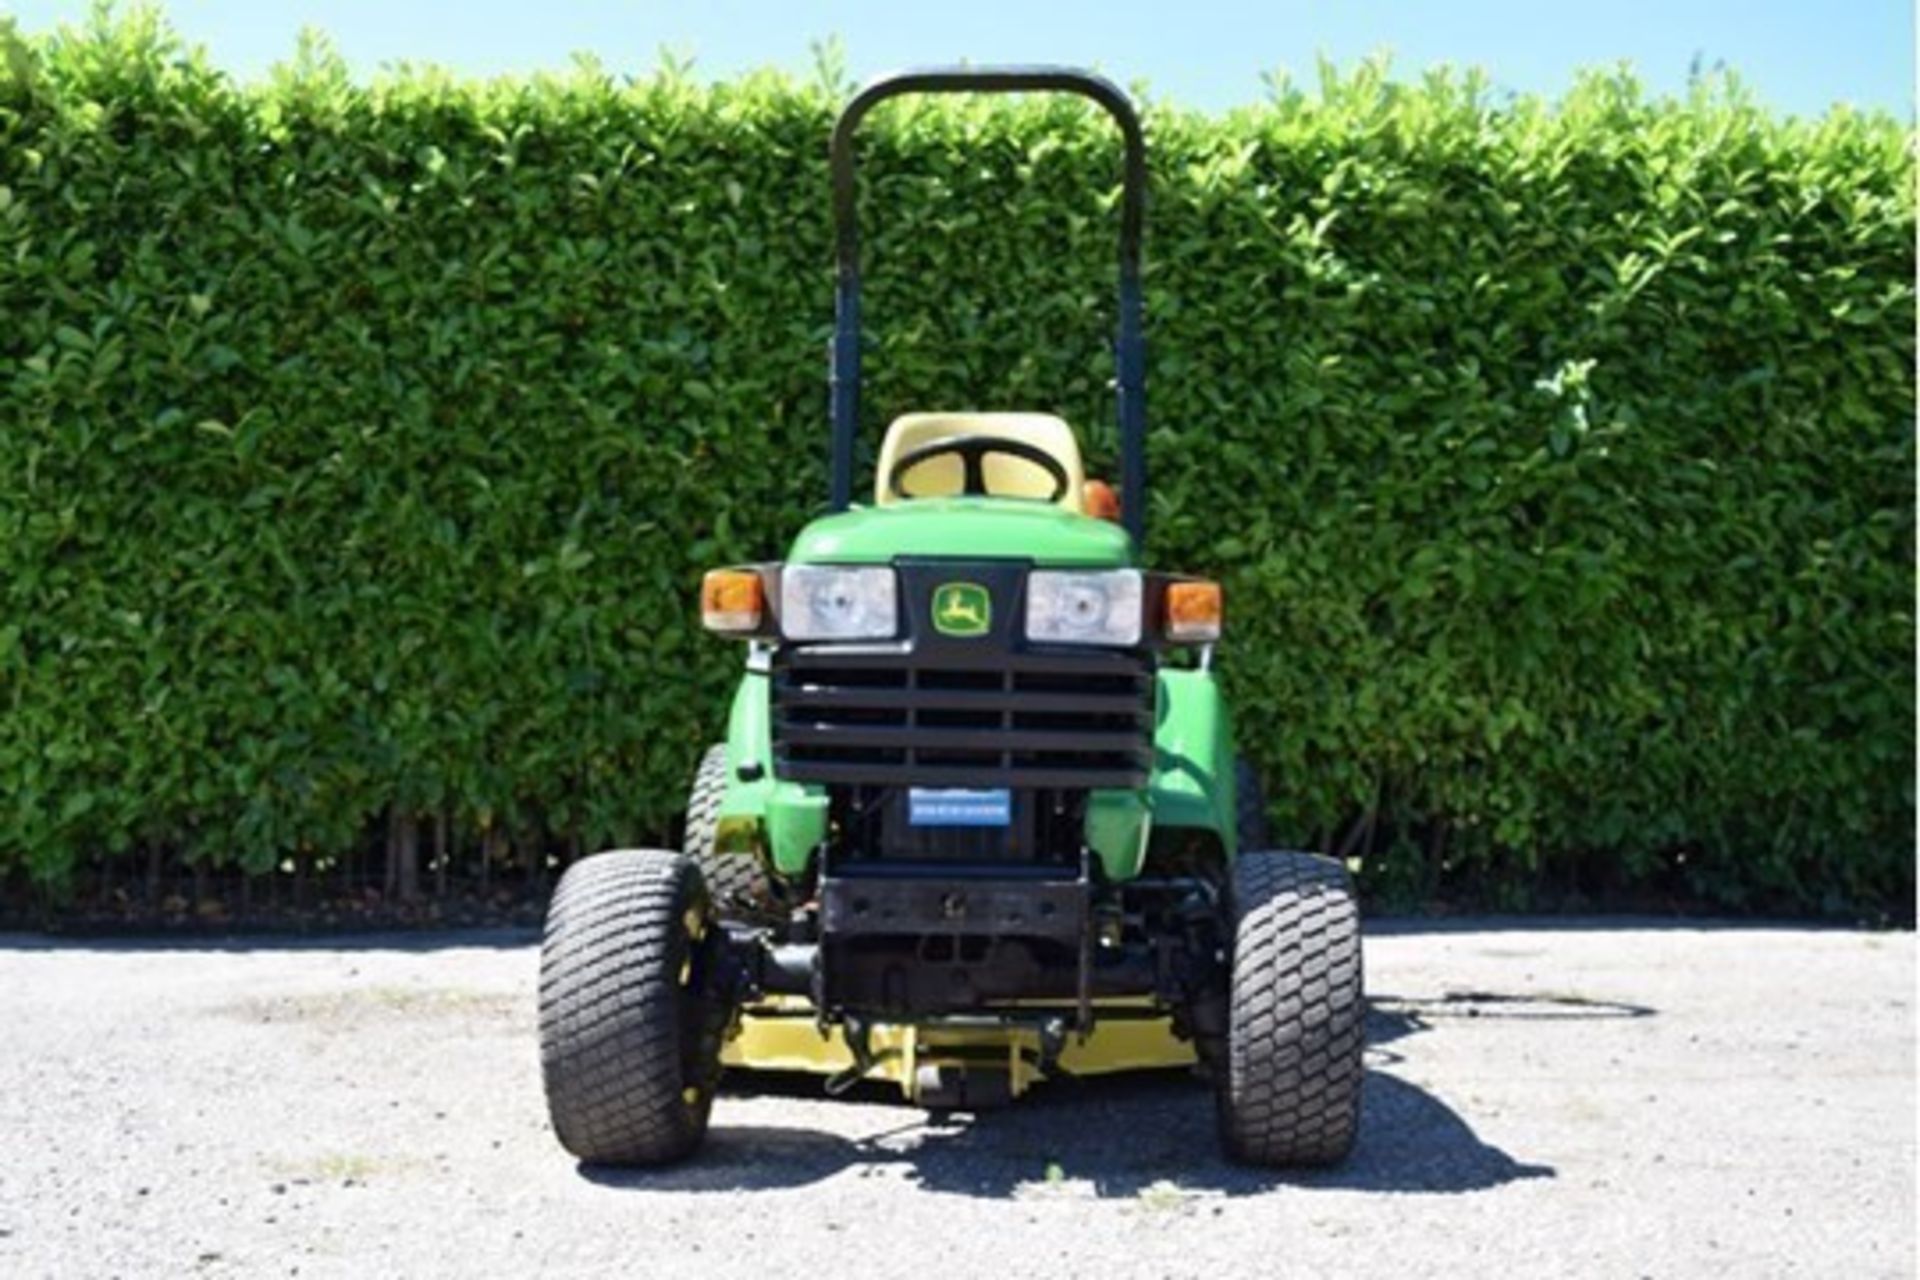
[1217,850,1365,1166]
[538,849,725,1166]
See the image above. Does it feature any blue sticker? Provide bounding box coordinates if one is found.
[908,788,1012,827]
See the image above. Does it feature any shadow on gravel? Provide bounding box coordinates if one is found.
[580,990,1619,1200]
[582,1070,1550,1199]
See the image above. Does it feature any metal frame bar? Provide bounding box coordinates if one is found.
[827,66,1149,549]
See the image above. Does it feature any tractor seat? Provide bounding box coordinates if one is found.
[874,412,1086,510]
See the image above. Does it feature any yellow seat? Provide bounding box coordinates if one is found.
[874,412,1086,510]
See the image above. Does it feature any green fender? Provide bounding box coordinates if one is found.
[713,662,1238,882]
[714,662,828,878]
[1084,668,1238,880]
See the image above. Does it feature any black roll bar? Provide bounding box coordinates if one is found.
[827,66,1149,548]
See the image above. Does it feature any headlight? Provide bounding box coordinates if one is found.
[780,565,898,640]
[1025,569,1143,646]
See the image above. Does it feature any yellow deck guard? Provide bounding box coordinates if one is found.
[722,996,1196,1101]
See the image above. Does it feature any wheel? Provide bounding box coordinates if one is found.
[1216,850,1365,1166]
[684,744,781,925]
[538,849,727,1165]
[1234,755,1269,850]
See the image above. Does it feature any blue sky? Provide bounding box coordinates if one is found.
[8,0,1913,117]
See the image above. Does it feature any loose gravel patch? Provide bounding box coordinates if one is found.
[0,922,1910,1278]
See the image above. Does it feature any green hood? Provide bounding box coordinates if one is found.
[788,498,1136,566]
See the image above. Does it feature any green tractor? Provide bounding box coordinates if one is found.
[537,67,1364,1168]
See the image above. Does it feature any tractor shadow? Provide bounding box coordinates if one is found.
[581,991,1644,1199]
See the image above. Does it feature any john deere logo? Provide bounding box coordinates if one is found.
[932,582,991,637]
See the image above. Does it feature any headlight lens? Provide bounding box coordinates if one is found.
[780,565,898,640]
[1025,569,1143,646]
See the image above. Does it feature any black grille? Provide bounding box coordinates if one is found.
[772,647,1154,788]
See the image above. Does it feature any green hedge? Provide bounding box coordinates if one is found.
[2,13,1913,913]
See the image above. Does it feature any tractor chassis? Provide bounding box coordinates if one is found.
[706,866,1228,1106]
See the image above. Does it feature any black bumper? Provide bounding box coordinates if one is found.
[811,869,1144,1017]
[821,873,1088,943]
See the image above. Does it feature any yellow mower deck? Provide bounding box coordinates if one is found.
[721,996,1196,1103]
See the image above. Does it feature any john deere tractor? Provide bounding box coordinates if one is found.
[537,67,1364,1168]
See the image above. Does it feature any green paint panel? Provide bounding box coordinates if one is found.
[789,499,1135,566]
[1084,789,1151,880]
[717,666,827,876]
[716,668,773,822]
[1148,668,1239,856]
[764,789,829,874]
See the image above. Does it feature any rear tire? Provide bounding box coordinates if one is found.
[684,745,781,925]
[538,850,726,1166]
[1216,850,1365,1166]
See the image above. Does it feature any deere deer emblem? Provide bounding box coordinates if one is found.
[931,582,991,637]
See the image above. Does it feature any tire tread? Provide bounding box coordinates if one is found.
[1218,850,1365,1166]
[538,849,717,1166]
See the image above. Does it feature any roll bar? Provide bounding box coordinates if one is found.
[827,66,1149,548]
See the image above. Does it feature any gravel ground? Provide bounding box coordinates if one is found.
[0,920,1911,1279]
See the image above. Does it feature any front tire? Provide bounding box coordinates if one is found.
[1216,850,1365,1166]
[538,850,725,1165]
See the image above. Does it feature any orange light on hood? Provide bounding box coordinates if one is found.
[1083,479,1122,523]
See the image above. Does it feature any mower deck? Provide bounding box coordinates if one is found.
[722,996,1196,1104]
